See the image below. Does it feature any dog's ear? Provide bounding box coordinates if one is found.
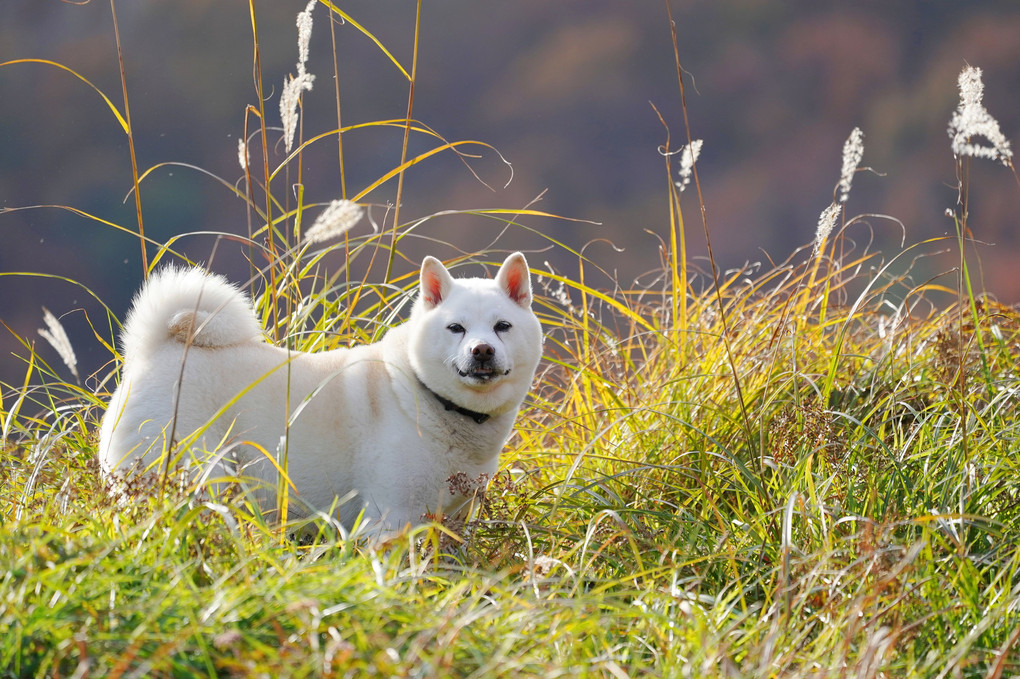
[420,256,454,309]
[495,252,532,307]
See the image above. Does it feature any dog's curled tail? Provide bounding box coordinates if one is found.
[120,267,264,362]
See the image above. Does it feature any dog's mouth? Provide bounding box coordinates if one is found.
[457,366,510,382]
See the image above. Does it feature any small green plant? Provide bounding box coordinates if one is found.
[2,2,1020,676]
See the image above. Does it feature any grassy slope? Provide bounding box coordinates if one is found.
[4,239,1020,677]
[3,4,1020,678]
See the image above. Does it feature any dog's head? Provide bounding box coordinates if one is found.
[408,253,543,417]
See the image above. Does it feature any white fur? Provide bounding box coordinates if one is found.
[98,255,542,535]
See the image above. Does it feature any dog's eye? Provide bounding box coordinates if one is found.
[447,323,465,334]
[494,321,512,333]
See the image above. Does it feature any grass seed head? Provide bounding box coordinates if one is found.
[237,136,248,171]
[839,127,864,203]
[813,202,841,256]
[675,138,703,192]
[280,0,318,153]
[38,307,79,383]
[948,65,1013,165]
[303,199,364,243]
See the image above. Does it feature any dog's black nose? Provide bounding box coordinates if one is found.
[472,343,495,362]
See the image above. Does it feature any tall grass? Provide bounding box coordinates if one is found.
[3,2,1020,676]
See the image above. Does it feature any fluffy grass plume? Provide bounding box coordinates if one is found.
[37,307,79,384]
[948,65,1012,166]
[838,126,864,203]
[813,201,841,256]
[302,198,364,244]
[674,138,703,192]
[280,0,317,154]
[2,7,1020,679]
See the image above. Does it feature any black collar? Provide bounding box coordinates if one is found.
[418,380,490,424]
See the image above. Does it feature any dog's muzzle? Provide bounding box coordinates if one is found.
[457,342,510,381]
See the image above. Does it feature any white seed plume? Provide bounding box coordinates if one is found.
[303,199,364,244]
[237,137,248,171]
[279,74,312,154]
[814,202,841,256]
[838,127,864,203]
[675,139,703,192]
[948,66,1012,165]
[280,0,318,154]
[38,307,79,382]
[296,0,315,69]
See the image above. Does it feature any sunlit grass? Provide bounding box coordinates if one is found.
[6,232,1020,675]
[3,2,1020,677]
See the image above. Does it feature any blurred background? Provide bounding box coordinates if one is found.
[1,0,1018,390]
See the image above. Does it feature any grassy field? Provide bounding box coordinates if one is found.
[3,2,1020,676]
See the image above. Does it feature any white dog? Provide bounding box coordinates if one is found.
[98,253,542,534]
